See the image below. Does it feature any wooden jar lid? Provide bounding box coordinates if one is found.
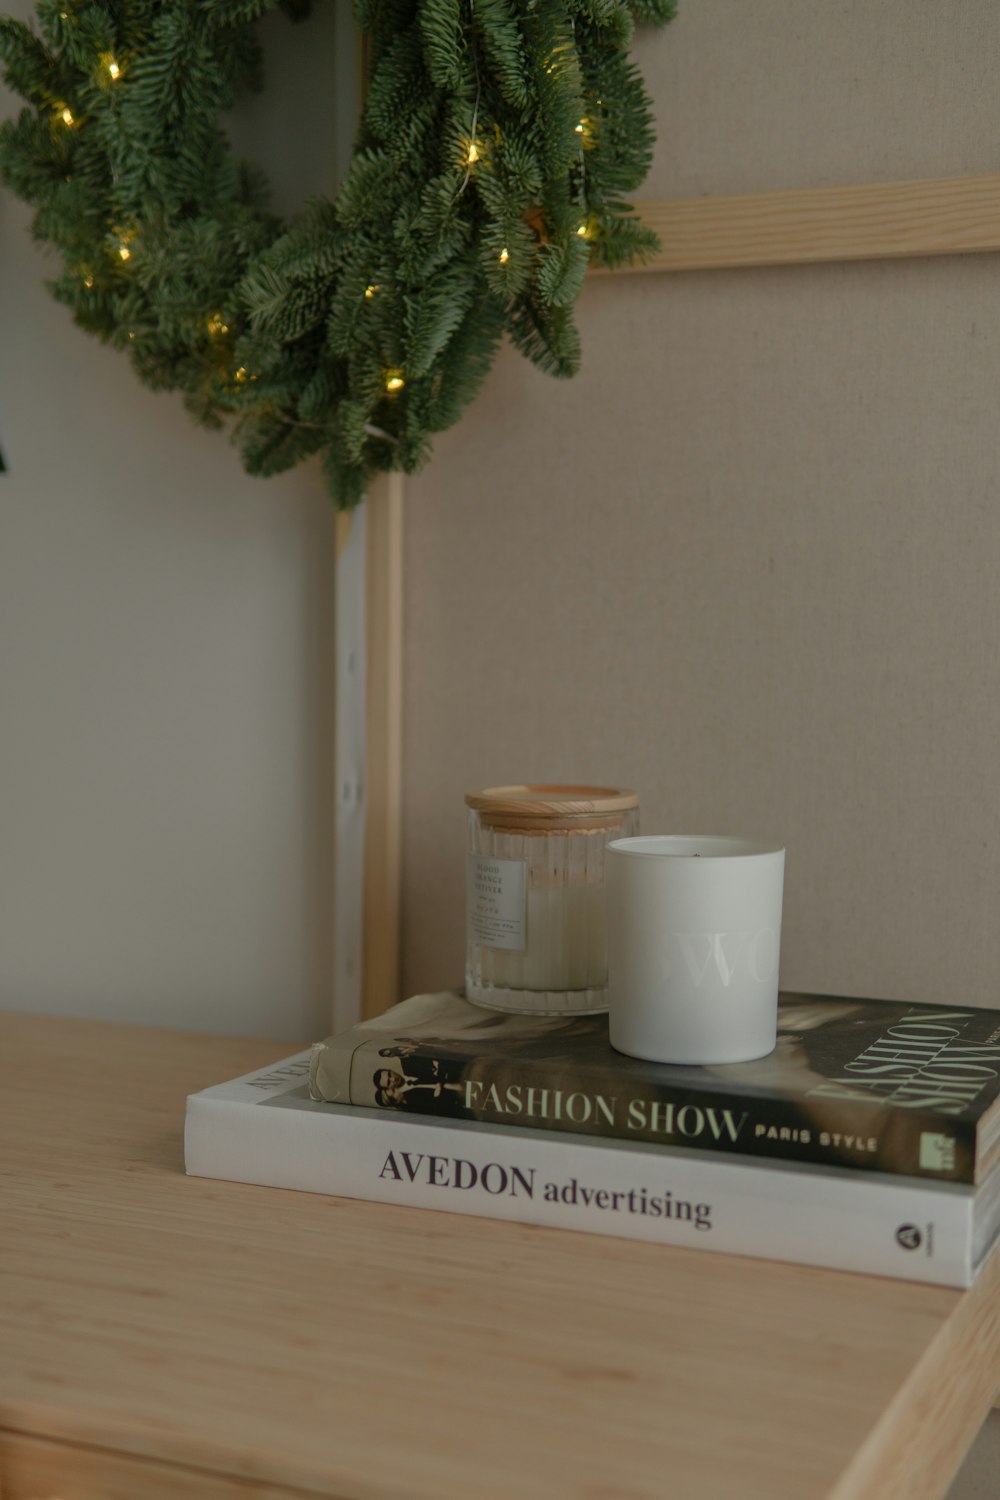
[465,785,638,831]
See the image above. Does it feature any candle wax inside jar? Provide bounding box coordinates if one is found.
[483,884,607,991]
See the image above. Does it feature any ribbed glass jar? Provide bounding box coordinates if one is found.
[465,785,640,1015]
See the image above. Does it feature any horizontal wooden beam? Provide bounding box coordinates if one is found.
[613,174,1000,274]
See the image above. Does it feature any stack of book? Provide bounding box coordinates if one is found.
[184,991,1000,1286]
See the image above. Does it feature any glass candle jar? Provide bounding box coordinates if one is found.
[465,785,640,1015]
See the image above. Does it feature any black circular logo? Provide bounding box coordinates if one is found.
[896,1224,923,1252]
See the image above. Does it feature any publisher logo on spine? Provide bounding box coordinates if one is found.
[919,1133,956,1173]
[895,1224,923,1252]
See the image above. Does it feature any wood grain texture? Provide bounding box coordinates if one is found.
[0,1430,317,1500]
[611,175,1000,273]
[1,1012,998,1500]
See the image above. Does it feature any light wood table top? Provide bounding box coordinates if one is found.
[2,1011,999,1500]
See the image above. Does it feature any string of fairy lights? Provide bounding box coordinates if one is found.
[52,34,596,405]
[53,48,273,395]
[46,1,604,421]
[0,0,668,507]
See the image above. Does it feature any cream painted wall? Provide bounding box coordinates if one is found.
[401,0,1000,1014]
[400,3,1000,1488]
[0,6,340,1040]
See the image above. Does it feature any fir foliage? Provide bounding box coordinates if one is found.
[0,0,675,508]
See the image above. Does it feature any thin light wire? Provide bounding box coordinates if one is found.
[456,0,482,199]
[571,16,587,219]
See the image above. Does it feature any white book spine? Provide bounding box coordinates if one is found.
[184,1055,977,1287]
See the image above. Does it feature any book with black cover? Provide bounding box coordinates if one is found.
[187,1053,1000,1286]
[308,991,1000,1183]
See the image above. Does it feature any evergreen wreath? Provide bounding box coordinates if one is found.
[0,0,675,507]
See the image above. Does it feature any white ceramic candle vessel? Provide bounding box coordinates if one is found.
[606,835,785,1064]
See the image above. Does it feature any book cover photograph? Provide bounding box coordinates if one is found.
[309,991,1000,1183]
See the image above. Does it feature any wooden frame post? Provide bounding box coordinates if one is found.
[362,472,404,1019]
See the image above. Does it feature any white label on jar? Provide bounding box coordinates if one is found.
[468,856,526,950]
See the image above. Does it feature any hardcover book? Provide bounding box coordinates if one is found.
[308,991,1000,1184]
[184,1053,1000,1287]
